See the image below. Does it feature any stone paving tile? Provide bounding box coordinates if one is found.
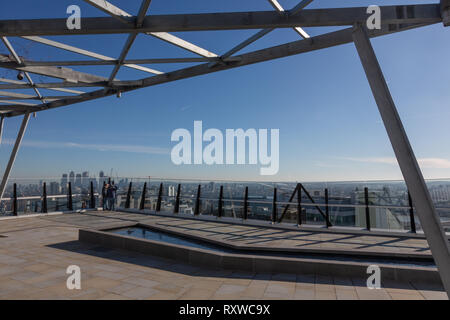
[0,211,446,300]
[179,287,215,300]
[122,277,160,288]
[351,278,392,300]
[121,286,159,299]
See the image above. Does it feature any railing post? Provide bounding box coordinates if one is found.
[156,183,163,212]
[42,182,47,213]
[364,187,371,231]
[125,182,132,209]
[13,183,17,216]
[243,186,248,220]
[67,182,73,211]
[271,187,277,223]
[325,188,331,228]
[108,177,111,184]
[90,181,95,209]
[55,198,59,211]
[297,184,302,226]
[408,191,417,233]
[174,184,181,214]
[194,184,201,216]
[218,185,223,218]
[140,182,147,210]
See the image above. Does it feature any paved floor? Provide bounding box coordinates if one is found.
[0,211,446,300]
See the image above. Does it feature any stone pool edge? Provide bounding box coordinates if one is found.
[78,225,442,286]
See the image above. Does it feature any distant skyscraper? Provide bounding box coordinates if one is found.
[69,171,75,185]
[99,171,105,187]
[82,171,89,187]
[49,182,59,195]
[168,185,175,197]
[75,173,82,187]
[61,174,68,186]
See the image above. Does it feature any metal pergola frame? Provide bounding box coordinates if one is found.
[0,0,449,297]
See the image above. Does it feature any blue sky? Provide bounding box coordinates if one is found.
[1,0,449,182]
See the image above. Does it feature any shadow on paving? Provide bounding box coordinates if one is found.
[46,240,444,292]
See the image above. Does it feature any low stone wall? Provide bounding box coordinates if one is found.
[79,226,442,285]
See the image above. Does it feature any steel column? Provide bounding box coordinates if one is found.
[353,25,450,297]
[0,115,4,146]
[67,182,73,211]
[243,186,248,220]
[408,192,417,233]
[297,185,302,226]
[90,181,95,209]
[41,182,47,213]
[125,182,132,209]
[218,185,223,218]
[364,187,371,231]
[156,183,162,211]
[140,182,147,210]
[272,187,277,223]
[0,113,30,200]
[12,182,17,216]
[325,188,330,227]
[174,183,180,214]
[194,184,201,216]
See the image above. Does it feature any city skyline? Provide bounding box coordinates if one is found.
[1,0,449,183]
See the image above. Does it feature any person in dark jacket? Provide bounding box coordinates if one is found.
[102,183,108,210]
[106,183,118,211]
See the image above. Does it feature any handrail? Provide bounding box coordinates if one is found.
[0,193,99,201]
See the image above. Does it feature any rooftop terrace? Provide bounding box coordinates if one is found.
[0,210,446,299]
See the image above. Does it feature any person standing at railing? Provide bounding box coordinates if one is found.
[107,182,117,211]
[102,183,108,211]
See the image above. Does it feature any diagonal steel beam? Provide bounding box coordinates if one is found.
[0,115,4,145]
[83,0,218,58]
[0,112,30,200]
[1,37,46,105]
[0,55,115,83]
[268,0,310,38]
[215,0,312,65]
[290,0,315,16]
[0,78,84,94]
[21,36,162,75]
[108,0,152,83]
[0,100,37,106]
[353,24,450,298]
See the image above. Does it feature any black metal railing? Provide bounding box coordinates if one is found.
[114,181,432,234]
[3,177,450,234]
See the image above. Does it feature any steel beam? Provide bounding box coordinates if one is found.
[83,0,218,58]
[352,25,450,298]
[0,57,217,67]
[1,37,46,105]
[5,22,433,117]
[217,0,312,61]
[0,78,84,94]
[107,0,153,83]
[0,5,440,36]
[0,55,116,83]
[267,0,310,38]
[0,100,37,106]
[21,36,162,75]
[442,0,450,25]
[0,82,107,90]
[0,115,4,145]
[0,113,30,200]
